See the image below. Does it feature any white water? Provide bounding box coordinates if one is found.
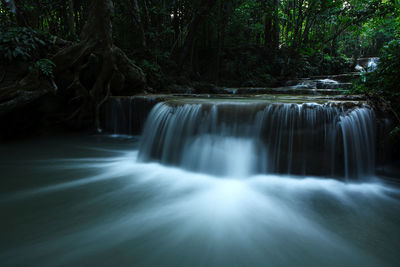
[182,136,259,177]
[355,64,364,72]
[318,79,339,84]
[1,98,397,266]
[367,57,379,72]
[139,101,376,179]
[356,57,380,72]
[289,79,341,90]
[1,137,399,266]
[290,80,316,89]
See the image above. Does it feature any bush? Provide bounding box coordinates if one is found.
[352,39,400,98]
[133,59,165,89]
[0,27,50,62]
[351,39,400,142]
[377,39,400,93]
[31,58,56,78]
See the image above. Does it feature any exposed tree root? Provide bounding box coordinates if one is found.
[0,0,146,134]
[50,0,146,129]
[0,71,57,116]
[51,41,146,129]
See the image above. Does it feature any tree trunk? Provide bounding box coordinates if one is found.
[130,0,147,49]
[0,0,146,133]
[172,0,217,74]
[66,0,76,38]
[52,0,146,130]
[215,0,226,83]
[10,0,26,26]
[265,14,273,50]
[271,3,280,53]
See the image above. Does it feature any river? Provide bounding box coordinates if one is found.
[1,134,399,267]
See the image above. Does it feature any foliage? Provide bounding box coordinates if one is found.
[1,0,87,39]
[32,58,56,78]
[377,39,400,92]
[351,38,400,136]
[0,27,49,62]
[0,0,399,85]
[132,57,170,89]
[352,39,400,97]
[139,59,162,79]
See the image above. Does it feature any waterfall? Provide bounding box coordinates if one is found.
[367,57,379,72]
[356,57,379,72]
[102,96,158,135]
[138,101,376,179]
[339,108,376,177]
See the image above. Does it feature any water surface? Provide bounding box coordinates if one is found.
[0,136,399,267]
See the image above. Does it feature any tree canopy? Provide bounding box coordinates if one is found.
[1,0,398,85]
[0,0,399,133]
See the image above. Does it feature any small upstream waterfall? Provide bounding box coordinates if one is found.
[289,79,340,90]
[367,57,379,71]
[355,57,379,72]
[138,101,376,179]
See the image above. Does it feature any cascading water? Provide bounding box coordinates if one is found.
[2,97,399,267]
[138,100,376,179]
[356,57,380,72]
[367,57,379,72]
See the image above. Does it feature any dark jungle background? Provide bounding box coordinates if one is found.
[0,0,399,139]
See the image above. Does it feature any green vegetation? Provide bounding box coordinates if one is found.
[353,40,400,97]
[350,0,399,126]
[32,58,56,78]
[0,0,399,133]
[352,39,400,136]
[0,27,50,62]
[1,0,398,86]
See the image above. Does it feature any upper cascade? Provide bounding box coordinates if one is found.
[138,100,376,179]
[355,57,380,72]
